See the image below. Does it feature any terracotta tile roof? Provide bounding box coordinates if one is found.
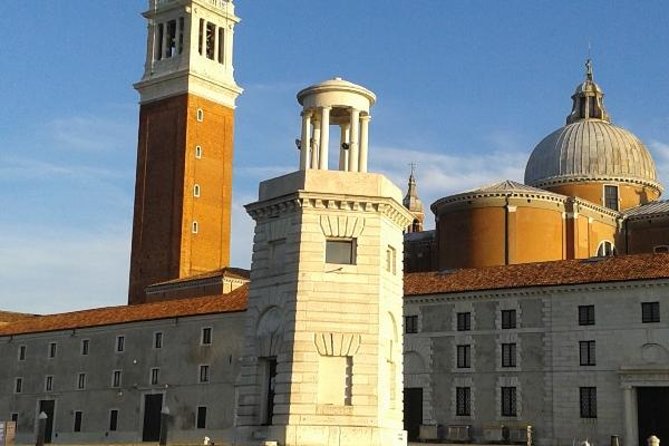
[0,285,248,336]
[148,267,250,287]
[0,311,38,324]
[404,253,669,297]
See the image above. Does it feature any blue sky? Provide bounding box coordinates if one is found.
[1,1,668,314]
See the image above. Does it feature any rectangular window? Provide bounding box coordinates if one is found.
[457,312,471,331]
[154,332,163,349]
[386,245,397,274]
[456,344,471,369]
[501,386,517,417]
[325,239,356,264]
[109,410,118,432]
[501,309,516,329]
[196,406,207,429]
[405,315,418,334]
[502,343,517,368]
[112,370,122,388]
[456,387,471,416]
[217,28,225,63]
[73,411,82,432]
[81,339,90,355]
[642,302,660,323]
[580,387,597,418]
[18,345,26,361]
[199,365,210,383]
[77,373,86,390]
[14,378,22,394]
[579,305,595,326]
[156,23,164,61]
[604,185,619,211]
[178,17,185,54]
[206,22,216,60]
[262,357,278,425]
[11,413,18,423]
[151,368,159,386]
[166,19,177,58]
[116,336,125,353]
[48,342,57,358]
[579,340,596,366]
[45,376,54,392]
[201,327,212,345]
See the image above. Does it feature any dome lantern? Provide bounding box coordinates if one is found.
[566,59,610,124]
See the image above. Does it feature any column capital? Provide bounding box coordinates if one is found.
[360,114,371,121]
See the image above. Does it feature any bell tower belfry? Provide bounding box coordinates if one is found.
[128,0,242,304]
[235,78,412,446]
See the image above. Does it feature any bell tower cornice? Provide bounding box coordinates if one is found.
[134,0,242,108]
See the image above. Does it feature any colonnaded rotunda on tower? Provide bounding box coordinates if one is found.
[404,60,669,273]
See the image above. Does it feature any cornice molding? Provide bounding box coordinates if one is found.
[530,174,663,194]
[246,191,413,228]
[404,278,669,304]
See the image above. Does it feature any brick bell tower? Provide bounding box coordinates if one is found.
[128,0,242,304]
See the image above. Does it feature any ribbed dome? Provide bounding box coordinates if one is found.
[525,60,660,191]
[525,119,660,188]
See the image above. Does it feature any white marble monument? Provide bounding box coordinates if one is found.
[235,78,413,446]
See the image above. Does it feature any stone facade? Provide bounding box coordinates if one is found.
[0,310,245,445]
[403,277,669,446]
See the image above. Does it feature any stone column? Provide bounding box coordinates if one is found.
[225,26,234,75]
[339,123,350,171]
[213,25,220,62]
[299,111,312,170]
[348,108,360,172]
[319,107,331,170]
[359,115,371,173]
[622,386,638,446]
[505,204,517,264]
[311,123,321,169]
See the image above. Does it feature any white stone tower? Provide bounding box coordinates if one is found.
[235,78,412,446]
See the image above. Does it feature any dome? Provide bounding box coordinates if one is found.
[525,60,661,192]
[525,120,660,189]
[297,77,376,106]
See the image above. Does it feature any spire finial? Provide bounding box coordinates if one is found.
[585,58,593,81]
[409,162,417,178]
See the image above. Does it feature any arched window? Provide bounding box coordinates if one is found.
[596,241,615,257]
[195,145,202,158]
[196,108,204,122]
[192,221,199,234]
[654,245,669,254]
[194,184,201,198]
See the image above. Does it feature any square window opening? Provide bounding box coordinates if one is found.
[642,302,660,323]
[325,239,356,265]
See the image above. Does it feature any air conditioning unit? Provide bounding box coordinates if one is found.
[447,425,471,442]
[419,424,440,441]
[483,425,505,442]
